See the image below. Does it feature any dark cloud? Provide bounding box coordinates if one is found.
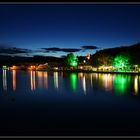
[41,47,81,53]
[40,46,98,54]
[0,44,32,54]
[62,48,81,52]
[42,47,61,53]
[81,46,98,50]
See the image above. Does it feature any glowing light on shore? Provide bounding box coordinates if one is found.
[28,65,36,71]
[3,66,7,70]
[10,66,17,70]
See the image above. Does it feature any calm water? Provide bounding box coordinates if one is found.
[0,70,140,136]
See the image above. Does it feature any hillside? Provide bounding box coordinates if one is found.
[91,43,140,66]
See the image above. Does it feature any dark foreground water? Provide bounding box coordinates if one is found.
[0,70,140,136]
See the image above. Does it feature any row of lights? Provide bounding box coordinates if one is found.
[2,65,37,70]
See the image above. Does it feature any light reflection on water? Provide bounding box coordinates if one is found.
[30,71,36,91]
[37,71,43,89]
[12,70,16,91]
[1,70,140,96]
[134,75,138,95]
[82,74,86,94]
[44,72,48,89]
[54,72,58,89]
[69,73,77,92]
[3,70,7,91]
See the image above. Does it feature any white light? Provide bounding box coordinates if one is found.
[3,70,7,91]
[82,75,86,94]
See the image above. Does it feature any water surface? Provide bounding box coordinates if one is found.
[0,70,140,136]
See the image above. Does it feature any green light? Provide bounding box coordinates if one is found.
[66,53,78,67]
[70,61,77,67]
[69,73,77,92]
[113,75,128,95]
[3,66,7,69]
[113,55,129,71]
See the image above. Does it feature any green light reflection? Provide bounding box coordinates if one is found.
[113,75,128,96]
[69,73,78,92]
[54,72,58,89]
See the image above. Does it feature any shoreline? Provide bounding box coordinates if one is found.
[51,70,140,75]
[4,69,140,75]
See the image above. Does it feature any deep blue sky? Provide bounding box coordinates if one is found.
[0,4,140,57]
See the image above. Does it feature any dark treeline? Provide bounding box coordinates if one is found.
[0,55,64,67]
[90,43,140,67]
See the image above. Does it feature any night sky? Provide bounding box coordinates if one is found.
[0,4,140,57]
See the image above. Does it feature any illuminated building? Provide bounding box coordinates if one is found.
[86,53,90,60]
[10,66,17,70]
[28,66,36,71]
[2,66,8,70]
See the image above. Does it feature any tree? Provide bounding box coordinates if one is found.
[91,53,113,67]
[97,54,113,66]
[65,53,78,67]
[113,54,130,70]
